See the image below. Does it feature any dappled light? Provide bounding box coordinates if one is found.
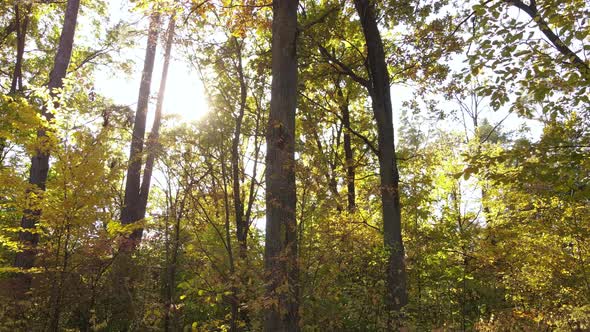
[0,0,588,331]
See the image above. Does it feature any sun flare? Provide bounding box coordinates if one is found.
[95,54,209,125]
[162,62,210,122]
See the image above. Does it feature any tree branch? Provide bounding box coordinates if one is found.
[317,44,372,90]
[299,5,339,32]
[508,0,590,79]
[299,91,379,155]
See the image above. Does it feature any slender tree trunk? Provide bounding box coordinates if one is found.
[336,82,356,212]
[164,210,181,332]
[1,3,31,162]
[219,149,239,331]
[48,223,71,332]
[231,39,248,259]
[110,12,160,330]
[342,104,356,212]
[140,17,175,328]
[244,97,262,230]
[163,191,183,332]
[229,38,253,331]
[162,195,172,332]
[10,3,31,94]
[264,0,299,330]
[140,15,175,219]
[120,12,161,251]
[354,0,408,319]
[310,122,343,211]
[13,0,80,297]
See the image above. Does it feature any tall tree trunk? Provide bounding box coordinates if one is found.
[342,104,356,212]
[264,0,299,331]
[164,209,181,332]
[48,223,71,332]
[10,3,31,94]
[120,12,161,251]
[353,0,408,318]
[13,0,80,297]
[140,15,175,219]
[163,189,183,332]
[110,12,160,330]
[229,38,252,331]
[1,4,31,162]
[219,149,238,331]
[231,38,248,259]
[336,81,356,212]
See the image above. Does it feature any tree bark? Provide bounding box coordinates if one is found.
[353,0,408,317]
[13,0,80,296]
[120,12,160,251]
[264,0,300,330]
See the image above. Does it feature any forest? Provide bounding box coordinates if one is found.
[0,0,588,330]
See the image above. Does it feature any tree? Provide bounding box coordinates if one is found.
[148,14,176,331]
[353,0,408,317]
[13,0,81,297]
[120,11,161,251]
[0,0,588,330]
[264,0,300,330]
[337,79,357,212]
[140,14,175,226]
[9,2,31,95]
[109,10,161,329]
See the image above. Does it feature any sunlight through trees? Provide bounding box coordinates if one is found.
[0,0,588,330]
